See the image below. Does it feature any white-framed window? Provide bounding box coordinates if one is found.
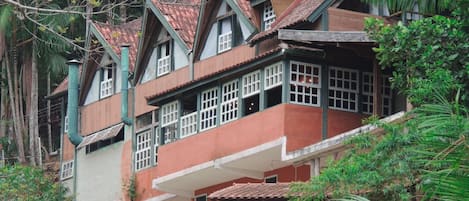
[221,80,239,124]
[61,160,74,180]
[264,62,283,90]
[290,61,321,106]
[263,1,276,30]
[180,112,197,138]
[161,101,179,127]
[63,114,69,133]
[329,67,359,112]
[157,41,171,76]
[154,128,159,165]
[362,73,374,114]
[200,87,218,131]
[218,31,232,53]
[100,67,114,98]
[135,130,152,171]
[242,70,261,98]
[362,73,392,116]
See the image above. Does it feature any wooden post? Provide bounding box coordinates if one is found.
[372,58,382,116]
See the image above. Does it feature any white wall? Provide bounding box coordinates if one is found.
[76,142,124,201]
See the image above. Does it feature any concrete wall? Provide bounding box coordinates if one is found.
[76,142,124,201]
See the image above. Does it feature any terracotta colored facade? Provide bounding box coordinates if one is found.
[51,1,404,201]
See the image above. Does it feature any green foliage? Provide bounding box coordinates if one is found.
[359,0,456,15]
[0,165,69,200]
[365,16,469,106]
[290,93,469,201]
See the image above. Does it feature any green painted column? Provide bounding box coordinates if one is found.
[66,60,83,146]
[121,44,132,125]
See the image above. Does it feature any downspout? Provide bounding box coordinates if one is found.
[66,59,83,201]
[66,60,83,146]
[121,44,133,125]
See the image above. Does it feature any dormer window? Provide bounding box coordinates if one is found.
[218,17,233,53]
[100,65,114,99]
[157,40,172,76]
[263,1,276,30]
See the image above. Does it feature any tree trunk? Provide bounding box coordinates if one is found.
[120,0,127,23]
[0,60,6,140]
[29,43,38,166]
[5,50,26,164]
[47,71,52,153]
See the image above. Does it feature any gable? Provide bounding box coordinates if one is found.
[84,53,123,105]
[196,0,257,60]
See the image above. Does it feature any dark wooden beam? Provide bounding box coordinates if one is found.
[278,29,374,43]
[372,58,382,116]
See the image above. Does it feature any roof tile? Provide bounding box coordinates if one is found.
[250,0,325,43]
[94,18,142,71]
[152,0,200,49]
[208,183,291,199]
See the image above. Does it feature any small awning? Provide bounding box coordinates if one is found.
[77,123,124,148]
[208,183,292,200]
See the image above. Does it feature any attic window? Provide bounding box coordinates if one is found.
[100,65,114,99]
[263,1,276,30]
[218,17,233,53]
[157,41,172,77]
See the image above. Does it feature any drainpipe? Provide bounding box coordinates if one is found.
[67,60,83,146]
[121,44,133,125]
[67,59,83,201]
[188,50,194,81]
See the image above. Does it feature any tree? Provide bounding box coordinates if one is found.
[290,1,469,201]
[0,0,144,165]
[0,164,69,200]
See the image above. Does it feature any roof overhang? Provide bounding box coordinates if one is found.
[152,137,289,198]
[77,123,124,149]
[278,29,375,43]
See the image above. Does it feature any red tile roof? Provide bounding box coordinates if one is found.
[208,183,291,200]
[50,77,68,97]
[250,0,325,43]
[145,47,282,103]
[152,0,200,49]
[93,18,142,71]
[236,0,256,25]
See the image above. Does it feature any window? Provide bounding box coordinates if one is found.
[161,101,179,144]
[362,73,392,116]
[329,67,359,112]
[243,71,261,115]
[200,87,218,131]
[61,160,74,180]
[221,80,239,124]
[157,41,171,76]
[218,18,233,53]
[161,101,179,127]
[265,175,278,183]
[265,62,283,90]
[180,95,198,138]
[100,66,114,98]
[63,114,69,133]
[195,195,207,201]
[85,129,124,154]
[135,110,159,170]
[263,1,276,30]
[265,62,283,107]
[290,61,321,106]
[135,130,152,171]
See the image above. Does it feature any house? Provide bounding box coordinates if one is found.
[54,0,410,200]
